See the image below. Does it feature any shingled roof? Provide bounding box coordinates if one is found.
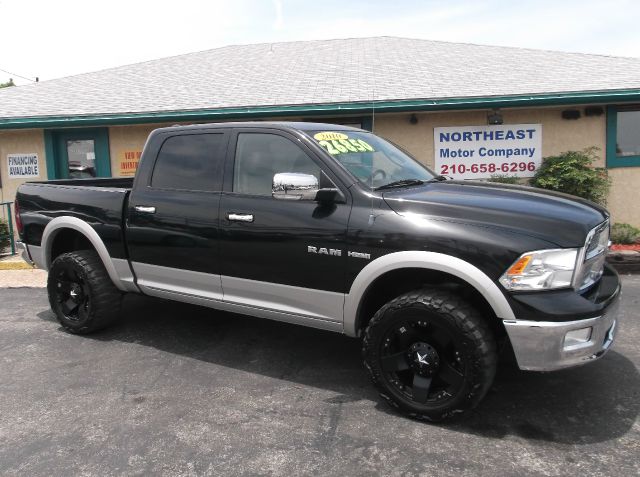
[2,36,640,122]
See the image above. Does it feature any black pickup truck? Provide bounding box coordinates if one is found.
[15,122,620,421]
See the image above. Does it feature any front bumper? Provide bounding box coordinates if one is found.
[502,266,621,371]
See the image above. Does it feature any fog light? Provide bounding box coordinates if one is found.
[564,327,592,349]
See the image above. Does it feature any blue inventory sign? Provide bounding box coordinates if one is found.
[434,124,542,179]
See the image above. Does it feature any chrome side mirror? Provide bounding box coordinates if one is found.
[272,173,319,200]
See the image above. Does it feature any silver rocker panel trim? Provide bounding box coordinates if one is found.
[132,261,343,329]
[141,284,343,333]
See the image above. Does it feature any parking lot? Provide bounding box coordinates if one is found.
[1,275,638,476]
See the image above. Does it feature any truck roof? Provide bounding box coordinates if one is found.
[153,121,366,134]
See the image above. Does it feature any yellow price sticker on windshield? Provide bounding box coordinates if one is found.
[313,132,375,155]
[314,132,348,141]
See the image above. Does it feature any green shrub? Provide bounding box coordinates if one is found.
[611,223,640,244]
[530,147,610,205]
[0,219,9,252]
[488,174,520,184]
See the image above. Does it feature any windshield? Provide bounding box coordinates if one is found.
[308,130,436,189]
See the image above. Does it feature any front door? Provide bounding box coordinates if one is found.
[50,128,111,179]
[219,129,351,323]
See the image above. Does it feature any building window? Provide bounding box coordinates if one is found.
[607,105,640,167]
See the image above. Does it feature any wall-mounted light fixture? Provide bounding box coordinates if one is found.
[409,113,418,125]
[584,106,604,117]
[561,109,581,120]
[487,109,503,125]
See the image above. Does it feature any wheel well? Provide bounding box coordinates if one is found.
[49,228,94,264]
[355,268,506,339]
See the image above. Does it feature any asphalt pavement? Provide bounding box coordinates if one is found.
[0,276,638,476]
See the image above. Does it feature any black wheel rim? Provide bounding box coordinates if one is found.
[54,267,90,322]
[379,313,466,406]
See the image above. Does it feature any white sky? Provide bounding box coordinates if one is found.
[1,0,639,86]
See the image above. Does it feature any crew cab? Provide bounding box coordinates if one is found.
[15,122,621,421]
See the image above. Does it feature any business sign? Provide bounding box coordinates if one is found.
[7,153,40,178]
[118,150,142,177]
[434,124,542,180]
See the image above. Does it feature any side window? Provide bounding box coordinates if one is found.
[607,106,640,168]
[152,133,225,191]
[233,133,321,196]
[616,109,640,157]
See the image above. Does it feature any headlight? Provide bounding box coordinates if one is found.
[499,249,578,291]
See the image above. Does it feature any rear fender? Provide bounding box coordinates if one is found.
[36,216,136,292]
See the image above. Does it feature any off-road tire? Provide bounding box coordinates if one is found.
[47,250,123,334]
[362,288,497,421]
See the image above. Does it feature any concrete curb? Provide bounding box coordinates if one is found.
[607,251,640,274]
[0,261,34,270]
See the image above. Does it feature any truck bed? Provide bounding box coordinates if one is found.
[16,178,134,261]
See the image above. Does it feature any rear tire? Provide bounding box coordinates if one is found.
[47,250,123,334]
[362,288,497,421]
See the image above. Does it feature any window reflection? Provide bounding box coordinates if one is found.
[66,139,96,178]
[616,111,640,157]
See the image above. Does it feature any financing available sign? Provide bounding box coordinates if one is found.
[434,124,542,180]
[7,153,40,178]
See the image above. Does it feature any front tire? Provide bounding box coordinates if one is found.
[362,288,497,421]
[47,250,123,334]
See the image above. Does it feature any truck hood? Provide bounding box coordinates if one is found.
[382,181,608,247]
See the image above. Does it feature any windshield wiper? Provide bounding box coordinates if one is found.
[374,179,426,191]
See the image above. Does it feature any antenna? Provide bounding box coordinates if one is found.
[371,95,375,131]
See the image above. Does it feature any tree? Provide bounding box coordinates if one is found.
[0,78,15,88]
[530,147,610,206]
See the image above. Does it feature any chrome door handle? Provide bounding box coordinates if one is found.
[134,205,156,214]
[227,213,254,223]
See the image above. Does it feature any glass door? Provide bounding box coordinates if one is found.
[66,139,97,178]
[50,128,111,179]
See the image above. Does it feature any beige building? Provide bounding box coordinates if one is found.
[1,37,640,234]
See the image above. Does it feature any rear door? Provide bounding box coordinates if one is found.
[218,129,351,323]
[126,129,229,300]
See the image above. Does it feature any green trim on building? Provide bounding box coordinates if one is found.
[606,105,640,168]
[361,116,373,132]
[43,130,57,180]
[44,128,111,179]
[3,89,640,130]
[95,128,112,177]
